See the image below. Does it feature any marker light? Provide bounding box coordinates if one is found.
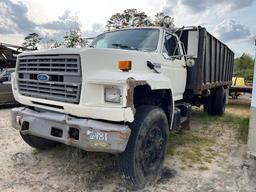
[118,60,132,72]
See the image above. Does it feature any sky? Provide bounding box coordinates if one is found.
[0,0,255,57]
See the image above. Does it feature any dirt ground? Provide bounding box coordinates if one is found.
[0,98,256,192]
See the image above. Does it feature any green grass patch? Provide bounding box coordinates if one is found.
[192,106,250,143]
[237,117,249,143]
[167,104,250,168]
[167,130,216,166]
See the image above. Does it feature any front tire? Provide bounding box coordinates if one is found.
[20,133,59,150]
[117,105,169,190]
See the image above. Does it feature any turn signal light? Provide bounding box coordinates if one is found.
[118,60,132,72]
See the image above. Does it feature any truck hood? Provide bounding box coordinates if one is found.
[79,48,157,79]
[19,47,161,83]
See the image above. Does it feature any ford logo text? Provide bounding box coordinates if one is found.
[37,74,50,81]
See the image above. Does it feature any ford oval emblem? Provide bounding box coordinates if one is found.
[37,73,49,81]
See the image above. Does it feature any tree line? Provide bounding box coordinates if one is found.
[22,9,167,50]
[22,29,87,50]
[234,54,254,81]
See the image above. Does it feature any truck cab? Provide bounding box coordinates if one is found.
[90,27,187,100]
[11,25,233,190]
[11,27,188,124]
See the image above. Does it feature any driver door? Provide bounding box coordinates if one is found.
[158,32,187,100]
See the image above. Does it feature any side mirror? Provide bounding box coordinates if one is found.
[186,58,195,67]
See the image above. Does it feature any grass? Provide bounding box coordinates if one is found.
[167,102,250,169]
[167,130,216,168]
[237,117,249,143]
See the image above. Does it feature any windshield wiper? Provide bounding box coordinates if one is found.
[111,43,138,50]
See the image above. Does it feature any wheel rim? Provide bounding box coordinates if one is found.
[139,125,166,176]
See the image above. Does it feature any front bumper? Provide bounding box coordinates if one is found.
[11,107,131,153]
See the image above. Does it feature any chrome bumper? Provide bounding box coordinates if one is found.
[11,107,131,153]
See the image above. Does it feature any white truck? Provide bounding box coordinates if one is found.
[11,24,234,189]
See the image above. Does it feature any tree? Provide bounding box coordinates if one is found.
[154,12,166,26]
[63,29,86,48]
[80,38,90,47]
[40,36,60,49]
[234,53,254,81]
[22,33,42,50]
[106,9,153,30]
[50,40,62,48]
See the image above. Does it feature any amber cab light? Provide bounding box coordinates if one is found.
[118,60,132,72]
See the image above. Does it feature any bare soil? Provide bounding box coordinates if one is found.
[0,99,256,192]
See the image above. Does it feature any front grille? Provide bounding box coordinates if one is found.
[17,54,82,104]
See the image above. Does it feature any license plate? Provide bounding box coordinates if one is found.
[86,130,108,141]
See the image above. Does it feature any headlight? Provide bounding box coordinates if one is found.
[104,86,122,103]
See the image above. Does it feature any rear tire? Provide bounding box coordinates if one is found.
[204,87,226,115]
[117,105,169,190]
[20,133,59,150]
[214,87,226,115]
[204,91,214,114]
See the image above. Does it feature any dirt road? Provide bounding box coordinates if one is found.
[0,100,256,192]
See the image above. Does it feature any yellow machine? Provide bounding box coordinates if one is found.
[230,77,252,99]
[232,77,245,87]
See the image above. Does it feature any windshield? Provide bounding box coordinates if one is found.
[91,29,160,52]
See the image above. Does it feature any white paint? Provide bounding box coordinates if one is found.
[13,27,187,123]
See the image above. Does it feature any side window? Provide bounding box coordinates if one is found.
[163,33,181,58]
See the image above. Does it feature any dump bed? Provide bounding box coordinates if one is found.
[177,27,234,95]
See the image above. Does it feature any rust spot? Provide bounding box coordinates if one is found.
[127,78,147,114]
[119,128,131,140]
[104,128,131,140]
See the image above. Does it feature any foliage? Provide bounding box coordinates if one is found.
[80,38,90,47]
[106,9,153,30]
[40,38,62,49]
[22,33,42,50]
[63,29,88,48]
[237,117,249,143]
[234,53,254,81]
[22,10,170,49]
[51,40,62,48]
[154,12,166,26]
[106,10,172,30]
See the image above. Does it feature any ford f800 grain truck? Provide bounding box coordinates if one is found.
[10,22,234,189]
